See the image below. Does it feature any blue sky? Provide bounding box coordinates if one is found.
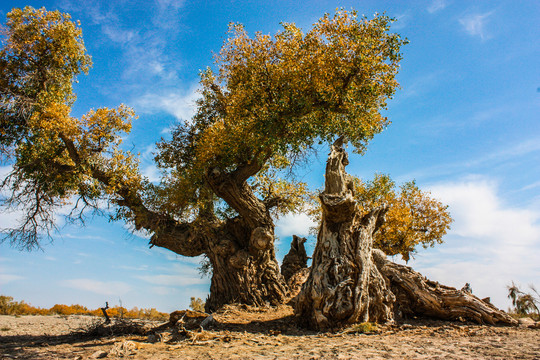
[1,0,539,313]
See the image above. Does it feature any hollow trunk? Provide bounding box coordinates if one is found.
[295,138,395,329]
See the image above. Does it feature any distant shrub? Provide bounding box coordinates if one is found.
[189,297,205,312]
[0,295,168,320]
[508,282,540,321]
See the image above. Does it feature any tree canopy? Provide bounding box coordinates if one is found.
[1,7,142,249]
[353,174,452,260]
[1,7,409,250]
[0,6,458,310]
[154,10,405,222]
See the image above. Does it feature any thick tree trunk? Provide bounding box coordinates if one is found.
[295,138,395,329]
[294,138,516,329]
[205,232,286,312]
[204,169,288,312]
[371,250,517,325]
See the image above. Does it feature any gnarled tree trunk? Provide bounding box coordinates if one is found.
[371,250,517,325]
[204,222,287,312]
[295,138,516,329]
[281,235,309,283]
[295,138,395,329]
[203,167,288,312]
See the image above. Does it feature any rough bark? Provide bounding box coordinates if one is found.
[204,168,288,312]
[281,235,309,282]
[295,138,395,329]
[372,250,518,325]
[295,138,516,329]
[204,222,287,312]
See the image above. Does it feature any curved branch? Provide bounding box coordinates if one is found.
[59,134,208,257]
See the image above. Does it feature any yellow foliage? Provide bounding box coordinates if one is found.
[0,295,168,320]
[355,174,452,261]
[308,174,452,261]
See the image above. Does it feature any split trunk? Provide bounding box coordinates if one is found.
[295,138,517,329]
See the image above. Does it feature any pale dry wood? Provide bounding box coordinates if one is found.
[372,249,518,325]
[295,138,516,329]
[295,138,394,329]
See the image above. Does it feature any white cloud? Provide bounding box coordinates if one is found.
[275,213,316,238]
[134,85,200,122]
[0,273,24,285]
[427,0,448,14]
[407,178,540,309]
[63,0,185,85]
[62,278,132,296]
[459,11,494,40]
[142,164,162,183]
[136,273,208,287]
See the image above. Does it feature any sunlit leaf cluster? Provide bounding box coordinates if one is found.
[0,7,142,249]
[354,174,453,261]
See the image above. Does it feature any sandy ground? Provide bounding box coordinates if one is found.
[1,306,539,359]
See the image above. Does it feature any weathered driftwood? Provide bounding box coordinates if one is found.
[372,250,517,325]
[295,138,517,329]
[281,235,309,282]
[295,138,395,329]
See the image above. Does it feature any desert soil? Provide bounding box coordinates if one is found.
[1,305,539,359]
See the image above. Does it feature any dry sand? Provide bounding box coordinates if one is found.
[1,305,539,359]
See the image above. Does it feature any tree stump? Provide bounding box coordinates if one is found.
[281,235,309,283]
[295,138,517,329]
[295,138,395,329]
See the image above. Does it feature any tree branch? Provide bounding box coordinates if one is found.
[57,133,209,257]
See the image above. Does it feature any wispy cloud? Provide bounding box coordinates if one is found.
[392,12,411,30]
[62,278,132,296]
[136,273,208,287]
[400,132,540,184]
[408,178,540,309]
[275,213,316,238]
[397,71,445,100]
[0,273,24,285]
[459,11,494,40]
[62,0,186,86]
[134,84,200,122]
[427,0,449,14]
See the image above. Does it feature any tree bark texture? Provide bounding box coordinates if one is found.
[203,169,288,312]
[204,223,287,312]
[295,138,516,329]
[371,250,518,325]
[295,138,395,329]
[281,235,309,283]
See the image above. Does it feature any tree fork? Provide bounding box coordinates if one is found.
[295,138,516,329]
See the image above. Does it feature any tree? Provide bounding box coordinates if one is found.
[1,7,407,311]
[507,282,540,319]
[354,174,452,261]
[295,140,516,329]
[307,173,453,261]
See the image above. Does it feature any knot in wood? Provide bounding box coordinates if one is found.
[250,227,273,250]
